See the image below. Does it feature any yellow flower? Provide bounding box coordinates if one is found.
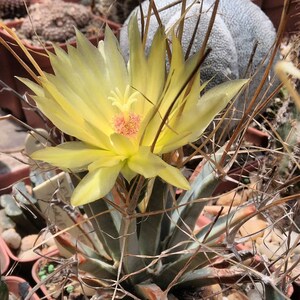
[20,18,247,206]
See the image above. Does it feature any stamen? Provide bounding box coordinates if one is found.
[113,112,141,138]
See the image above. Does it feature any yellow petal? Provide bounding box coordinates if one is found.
[128,17,148,99]
[158,34,185,115]
[157,163,190,191]
[31,142,110,171]
[127,147,165,178]
[19,77,112,149]
[74,30,123,105]
[156,79,248,153]
[89,155,124,171]
[71,164,123,206]
[47,48,115,133]
[141,35,202,148]
[19,78,94,144]
[200,79,249,107]
[110,133,138,156]
[146,26,166,98]
[101,25,129,94]
[121,164,137,182]
[127,147,189,190]
[50,36,119,131]
[139,109,161,146]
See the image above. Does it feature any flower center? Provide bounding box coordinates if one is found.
[113,112,141,138]
[109,85,142,138]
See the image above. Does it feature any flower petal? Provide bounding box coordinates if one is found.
[48,39,117,133]
[158,163,190,190]
[100,25,129,94]
[157,34,185,115]
[146,26,166,103]
[31,142,112,171]
[71,163,123,206]
[128,17,148,99]
[20,77,111,149]
[89,155,124,171]
[128,147,190,190]
[127,147,165,178]
[45,59,114,134]
[121,164,137,182]
[155,79,248,153]
[110,133,138,156]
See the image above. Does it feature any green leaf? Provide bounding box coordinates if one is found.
[166,148,228,258]
[156,206,256,288]
[84,194,121,262]
[188,205,256,251]
[139,178,169,258]
[155,251,217,289]
[54,230,112,263]
[0,279,9,300]
[265,284,289,300]
[174,266,250,289]
[78,254,117,280]
[119,217,148,284]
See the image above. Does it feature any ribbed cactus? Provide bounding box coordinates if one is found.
[0,0,30,19]
[21,0,92,42]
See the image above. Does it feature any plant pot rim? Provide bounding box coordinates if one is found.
[0,165,30,195]
[244,126,269,147]
[0,237,10,274]
[1,235,57,263]
[32,250,102,300]
[4,275,41,300]
[31,249,62,300]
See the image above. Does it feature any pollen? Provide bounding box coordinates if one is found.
[113,112,141,138]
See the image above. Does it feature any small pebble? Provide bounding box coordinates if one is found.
[257,240,286,260]
[2,228,21,250]
[239,215,268,241]
[20,234,39,252]
[217,190,246,206]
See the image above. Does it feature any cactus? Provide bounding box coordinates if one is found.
[20,0,92,43]
[0,4,290,298]
[0,0,30,19]
[43,148,258,299]
[9,15,256,298]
